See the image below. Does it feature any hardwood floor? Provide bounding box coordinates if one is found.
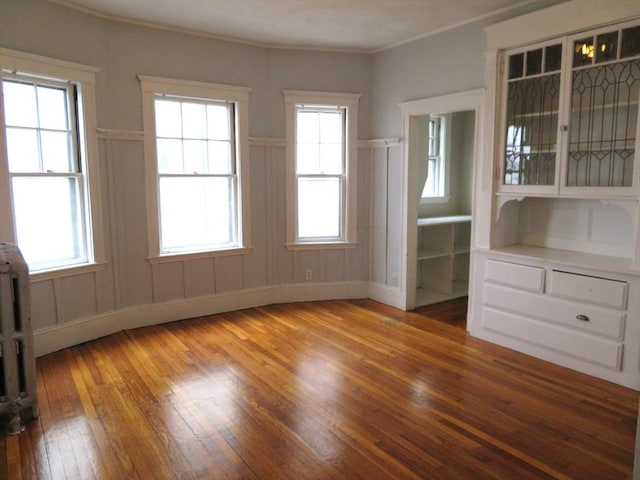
[1,298,638,479]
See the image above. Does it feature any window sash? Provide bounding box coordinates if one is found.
[10,173,87,270]
[3,77,79,174]
[2,74,89,271]
[153,95,240,254]
[158,174,237,253]
[422,116,444,198]
[294,105,346,241]
[296,174,344,240]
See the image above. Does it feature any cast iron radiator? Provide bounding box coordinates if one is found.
[0,243,38,435]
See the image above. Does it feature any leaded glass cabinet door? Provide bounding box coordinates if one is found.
[501,41,564,194]
[562,22,640,196]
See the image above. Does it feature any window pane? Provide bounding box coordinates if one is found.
[422,158,438,197]
[621,26,640,58]
[544,44,562,72]
[155,99,182,137]
[37,85,69,130]
[157,138,183,173]
[297,177,340,238]
[12,176,84,269]
[567,59,639,187]
[182,102,207,139]
[508,53,524,79]
[208,140,232,173]
[207,104,230,140]
[428,118,440,155]
[504,74,560,185]
[596,31,618,64]
[296,143,320,174]
[41,131,73,172]
[159,176,235,251]
[319,143,343,174]
[319,111,342,143]
[526,48,543,76]
[183,139,207,173]
[6,128,39,172]
[297,111,319,143]
[3,81,38,127]
[574,37,594,67]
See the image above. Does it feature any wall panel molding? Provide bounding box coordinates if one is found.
[34,281,370,357]
[97,128,144,141]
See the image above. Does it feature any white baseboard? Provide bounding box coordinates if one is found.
[367,282,406,310]
[34,281,370,357]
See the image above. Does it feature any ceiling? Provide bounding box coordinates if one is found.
[49,0,559,53]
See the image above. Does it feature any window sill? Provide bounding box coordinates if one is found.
[30,261,108,282]
[420,195,451,205]
[285,241,358,251]
[148,246,252,264]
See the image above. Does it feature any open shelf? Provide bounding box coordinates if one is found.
[415,215,472,307]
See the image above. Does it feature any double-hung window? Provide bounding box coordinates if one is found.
[0,49,104,275]
[421,114,450,203]
[284,91,359,248]
[140,76,251,260]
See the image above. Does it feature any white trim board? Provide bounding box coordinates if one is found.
[34,281,369,357]
[367,282,406,310]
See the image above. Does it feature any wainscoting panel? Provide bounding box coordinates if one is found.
[27,133,397,354]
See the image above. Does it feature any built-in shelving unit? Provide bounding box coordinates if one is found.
[416,215,471,306]
[469,1,640,389]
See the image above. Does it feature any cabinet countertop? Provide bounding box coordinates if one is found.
[476,245,639,277]
[417,215,472,226]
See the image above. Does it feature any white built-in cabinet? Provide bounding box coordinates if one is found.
[416,215,471,306]
[469,0,640,389]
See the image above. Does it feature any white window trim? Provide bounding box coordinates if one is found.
[284,90,360,249]
[421,113,452,205]
[0,48,106,278]
[139,75,252,260]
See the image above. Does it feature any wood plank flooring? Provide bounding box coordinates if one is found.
[1,298,638,479]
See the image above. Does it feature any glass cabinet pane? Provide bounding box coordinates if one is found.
[504,73,560,186]
[567,56,640,187]
[621,26,640,58]
[502,25,640,192]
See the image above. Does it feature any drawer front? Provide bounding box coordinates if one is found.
[485,259,545,292]
[550,270,628,309]
[484,283,625,340]
[483,308,623,371]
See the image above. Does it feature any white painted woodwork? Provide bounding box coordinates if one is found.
[485,259,545,292]
[0,48,107,273]
[413,215,472,307]
[484,283,626,340]
[482,307,623,370]
[549,270,628,309]
[470,250,640,388]
[470,0,640,389]
[283,90,360,249]
[400,89,484,310]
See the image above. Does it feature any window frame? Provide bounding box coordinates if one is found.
[420,113,451,204]
[0,48,106,279]
[284,90,359,250]
[140,75,252,262]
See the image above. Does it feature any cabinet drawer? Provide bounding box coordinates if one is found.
[484,283,625,340]
[483,308,623,370]
[550,271,628,309]
[485,259,545,292]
